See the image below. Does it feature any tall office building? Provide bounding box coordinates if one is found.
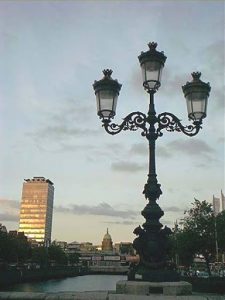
[221,190,225,211]
[19,177,54,244]
[213,195,220,216]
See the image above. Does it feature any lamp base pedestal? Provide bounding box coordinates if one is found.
[128,262,180,282]
[116,280,192,296]
[130,268,180,282]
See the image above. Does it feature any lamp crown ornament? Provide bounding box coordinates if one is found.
[191,71,201,81]
[182,72,211,94]
[148,42,158,51]
[103,69,113,78]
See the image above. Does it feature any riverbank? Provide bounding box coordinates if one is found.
[182,276,225,294]
[0,266,88,288]
[1,267,225,295]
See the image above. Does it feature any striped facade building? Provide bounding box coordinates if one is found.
[19,177,54,244]
[213,190,225,216]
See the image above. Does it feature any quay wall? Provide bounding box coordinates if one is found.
[0,265,128,288]
[0,266,87,288]
[89,265,129,274]
[0,291,225,300]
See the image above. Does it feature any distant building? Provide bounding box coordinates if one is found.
[0,223,7,233]
[212,191,225,216]
[67,241,81,254]
[80,242,96,252]
[8,230,27,240]
[18,177,54,244]
[114,242,134,255]
[8,230,18,237]
[101,228,113,252]
[213,195,220,216]
[53,240,68,251]
[221,190,225,211]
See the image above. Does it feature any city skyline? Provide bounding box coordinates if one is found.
[0,1,224,244]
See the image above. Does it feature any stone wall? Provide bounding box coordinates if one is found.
[0,266,85,288]
[0,291,225,300]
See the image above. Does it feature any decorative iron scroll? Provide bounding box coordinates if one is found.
[156,112,202,137]
[103,112,148,136]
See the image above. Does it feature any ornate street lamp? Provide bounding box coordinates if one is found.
[93,42,211,282]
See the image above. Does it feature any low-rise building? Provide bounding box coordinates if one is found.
[0,223,7,233]
[67,241,80,254]
[53,240,68,251]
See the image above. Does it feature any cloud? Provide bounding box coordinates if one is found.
[130,143,147,156]
[128,67,145,95]
[0,199,19,223]
[157,146,173,158]
[31,124,99,145]
[0,198,20,209]
[161,219,174,226]
[218,137,225,144]
[29,97,100,152]
[162,69,188,97]
[212,88,225,110]
[196,162,209,169]
[55,202,138,219]
[164,206,184,213]
[202,40,224,75]
[158,139,214,160]
[0,213,18,222]
[169,139,214,157]
[111,161,145,172]
[102,220,139,226]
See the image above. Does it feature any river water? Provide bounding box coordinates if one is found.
[6,275,127,292]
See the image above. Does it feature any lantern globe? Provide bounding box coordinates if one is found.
[93,69,122,120]
[182,72,211,122]
[138,42,167,92]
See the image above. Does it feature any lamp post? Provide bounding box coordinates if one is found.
[93,42,211,282]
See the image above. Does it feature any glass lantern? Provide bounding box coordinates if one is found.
[138,42,167,92]
[93,69,122,120]
[182,72,211,122]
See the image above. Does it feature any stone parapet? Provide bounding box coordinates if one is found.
[0,291,109,300]
[116,280,192,296]
[0,291,225,300]
[108,295,225,300]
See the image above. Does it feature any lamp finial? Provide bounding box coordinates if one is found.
[191,72,201,81]
[148,42,158,51]
[103,69,113,78]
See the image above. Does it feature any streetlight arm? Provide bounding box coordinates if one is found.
[102,111,148,136]
[156,112,202,137]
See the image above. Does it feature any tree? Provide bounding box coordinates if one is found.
[216,211,225,253]
[120,243,134,255]
[181,199,215,275]
[169,227,196,269]
[68,253,80,265]
[31,247,48,266]
[0,231,17,263]
[16,234,32,263]
[48,245,68,265]
[0,231,31,264]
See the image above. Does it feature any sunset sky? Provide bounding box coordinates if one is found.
[0,1,224,244]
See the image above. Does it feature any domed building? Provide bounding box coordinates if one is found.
[101,228,113,252]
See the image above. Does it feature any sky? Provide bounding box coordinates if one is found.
[0,0,224,245]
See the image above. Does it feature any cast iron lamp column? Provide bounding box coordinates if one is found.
[93,42,211,282]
